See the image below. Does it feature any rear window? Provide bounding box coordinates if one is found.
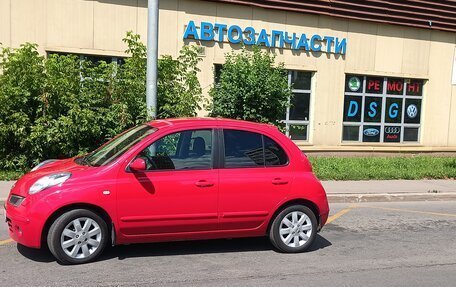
[264,136,288,166]
[223,129,288,168]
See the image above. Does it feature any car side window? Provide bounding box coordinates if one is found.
[138,129,212,171]
[264,136,288,166]
[223,130,264,168]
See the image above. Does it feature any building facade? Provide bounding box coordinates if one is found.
[1,0,456,152]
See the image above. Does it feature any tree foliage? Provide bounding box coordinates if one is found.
[209,47,291,126]
[0,32,202,169]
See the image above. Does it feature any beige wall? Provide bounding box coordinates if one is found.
[1,0,455,151]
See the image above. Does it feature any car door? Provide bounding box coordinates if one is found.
[218,128,292,230]
[116,128,219,237]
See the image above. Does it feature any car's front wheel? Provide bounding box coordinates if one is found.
[269,205,317,253]
[47,209,109,264]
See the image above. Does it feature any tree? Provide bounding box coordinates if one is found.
[209,46,291,126]
[117,32,203,120]
[0,33,203,170]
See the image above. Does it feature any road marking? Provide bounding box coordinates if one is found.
[326,204,357,224]
[0,238,13,245]
[360,205,456,218]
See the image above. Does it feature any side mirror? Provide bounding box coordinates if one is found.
[129,158,146,172]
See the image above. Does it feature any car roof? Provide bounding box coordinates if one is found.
[146,117,277,130]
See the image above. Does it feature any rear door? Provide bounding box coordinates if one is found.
[218,128,292,230]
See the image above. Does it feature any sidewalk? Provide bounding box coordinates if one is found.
[322,180,456,203]
[1,180,456,204]
[1,181,14,204]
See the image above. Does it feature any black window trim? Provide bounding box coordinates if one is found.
[218,128,290,169]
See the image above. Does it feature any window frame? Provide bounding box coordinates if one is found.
[219,128,289,169]
[283,70,314,142]
[342,75,424,144]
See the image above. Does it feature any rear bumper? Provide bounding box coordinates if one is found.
[4,202,42,249]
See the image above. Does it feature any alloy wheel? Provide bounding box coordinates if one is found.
[279,211,313,248]
[60,217,102,259]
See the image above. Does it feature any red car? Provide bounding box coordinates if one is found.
[5,118,329,264]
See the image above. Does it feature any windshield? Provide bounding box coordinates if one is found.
[81,125,156,167]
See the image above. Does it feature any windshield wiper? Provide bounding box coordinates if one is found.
[76,156,92,166]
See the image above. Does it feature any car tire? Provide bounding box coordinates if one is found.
[269,205,317,253]
[47,209,109,265]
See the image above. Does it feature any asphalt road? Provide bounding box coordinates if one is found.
[1,201,456,287]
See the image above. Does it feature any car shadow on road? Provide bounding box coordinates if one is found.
[17,244,55,263]
[17,235,332,263]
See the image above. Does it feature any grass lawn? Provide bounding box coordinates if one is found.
[309,156,456,181]
[0,156,455,181]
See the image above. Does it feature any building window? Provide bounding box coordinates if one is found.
[47,52,125,82]
[214,66,312,141]
[284,71,312,141]
[342,75,423,143]
[47,51,125,66]
[214,64,223,84]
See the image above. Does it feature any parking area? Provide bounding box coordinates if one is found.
[1,201,456,286]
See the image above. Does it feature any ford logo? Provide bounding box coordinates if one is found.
[363,128,379,137]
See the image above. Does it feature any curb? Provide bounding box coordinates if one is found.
[328,192,456,203]
[2,194,456,206]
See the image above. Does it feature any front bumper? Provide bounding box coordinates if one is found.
[4,199,43,249]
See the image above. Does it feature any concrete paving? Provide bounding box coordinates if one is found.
[322,180,456,203]
[1,201,456,286]
[0,181,14,203]
[1,179,456,203]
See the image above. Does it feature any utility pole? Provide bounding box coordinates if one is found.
[146,0,159,119]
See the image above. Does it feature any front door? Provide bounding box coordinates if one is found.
[116,128,218,237]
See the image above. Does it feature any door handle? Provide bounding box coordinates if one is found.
[272,178,288,185]
[195,180,214,188]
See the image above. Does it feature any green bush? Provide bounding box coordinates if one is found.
[209,46,291,126]
[0,32,202,170]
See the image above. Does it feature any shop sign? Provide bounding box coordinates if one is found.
[362,126,381,142]
[348,77,361,91]
[384,126,401,143]
[406,104,418,119]
[342,75,423,143]
[183,21,347,55]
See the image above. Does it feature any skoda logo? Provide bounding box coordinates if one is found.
[385,127,400,134]
[407,104,418,119]
[348,77,361,92]
[363,128,379,137]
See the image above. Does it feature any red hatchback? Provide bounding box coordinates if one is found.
[5,118,329,264]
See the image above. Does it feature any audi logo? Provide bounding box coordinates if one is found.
[384,127,400,134]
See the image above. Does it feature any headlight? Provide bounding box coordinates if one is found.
[29,172,71,195]
[31,159,57,171]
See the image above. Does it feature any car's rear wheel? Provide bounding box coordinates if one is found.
[47,209,108,264]
[269,205,317,253]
